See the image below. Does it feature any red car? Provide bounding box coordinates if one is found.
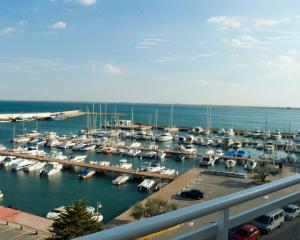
[231,225,260,240]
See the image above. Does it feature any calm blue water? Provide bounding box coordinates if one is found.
[0,101,299,223]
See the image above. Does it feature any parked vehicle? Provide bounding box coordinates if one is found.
[253,209,284,233]
[231,224,260,240]
[180,189,204,200]
[283,204,300,221]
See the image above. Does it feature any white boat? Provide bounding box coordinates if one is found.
[138,179,155,191]
[205,149,214,155]
[156,131,173,142]
[222,137,233,148]
[264,141,275,152]
[129,141,142,148]
[12,135,30,143]
[184,144,197,155]
[72,143,87,151]
[259,153,270,160]
[184,135,196,144]
[135,131,147,140]
[126,149,141,157]
[252,128,261,138]
[22,146,45,156]
[256,143,264,150]
[272,131,282,140]
[146,162,165,173]
[293,131,300,142]
[45,139,61,148]
[244,159,257,170]
[24,161,46,172]
[232,141,242,149]
[201,128,210,136]
[112,175,130,185]
[40,162,63,176]
[80,144,96,151]
[68,155,87,162]
[157,150,166,160]
[199,155,215,166]
[217,128,226,135]
[143,151,158,159]
[225,128,234,136]
[98,161,111,166]
[57,141,76,149]
[189,127,203,134]
[294,144,300,153]
[225,159,237,168]
[285,144,295,152]
[50,151,68,160]
[160,168,176,176]
[11,159,36,171]
[0,191,3,198]
[201,138,213,146]
[0,144,6,151]
[118,159,132,169]
[4,158,22,167]
[215,149,224,157]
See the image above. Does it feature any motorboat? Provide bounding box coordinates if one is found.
[11,135,30,144]
[72,143,87,151]
[112,175,130,185]
[225,159,237,168]
[199,155,215,167]
[135,131,147,140]
[205,149,214,155]
[57,141,76,149]
[189,127,203,134]
[225,128,234,136]
[259,153,271,160]
[157,150,166,160]
[211,139,222,147]
[285,144,295,152]
[102,146,114,154]
[256,143,264,150]
[46,206,66,220]
[217,128,226,135]
[201,138,213,146]
[156,131,173,142]
[98,161,111,166]
[232,141,242,149]
[40,162,63,176]
[222,137,233,148]
[129,141,142,148]
[24,161,46,172]
[4,157,22,167]
[146,162,165,173]
[0,191,3,198]
[252,128,261,138]
[80,144,96,151]
[201,128,210,136]
[138,179,155,191]
[68,155,87,162]
[294,144,300,153]
[50,151,68,160]
[175,154,185,161]
[11,159,36,171]
[143,151,158,159]
[78,170,96,180]
[126,149,141,157]
[244,159,257,170]
[243,131,252,137]
[118,159,132,169]
[184,135,196,144]
[160,168,176,176]
[0,144,6,151]
[45,139,61,148]
[264,141,275,152]
[184,144,197,155]
[272,131,282,140]
[293,131,300,142]
[215,149,224,157]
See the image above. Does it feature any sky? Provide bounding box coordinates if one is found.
[0,0,300,107]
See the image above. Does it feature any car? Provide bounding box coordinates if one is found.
[253,209,284,233]
[180,189,204,200]
[283,204,300,221]
[231,224,260,240]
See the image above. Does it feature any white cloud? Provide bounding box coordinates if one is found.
[18,20,27,25]
[222,35,258,48]
[254,18,289,28]
[51,21,67,29]
[136,38,169,49]
[1,27,15,35]
[195,79,241,88]
[153,53,214,63]
[207,16,241,30]
[64,0,96,6]
[103,64,122,75]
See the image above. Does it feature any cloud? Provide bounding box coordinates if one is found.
[103,64,122,75]
[136,38,169,49]
[51,21,67,29]
[1,27,15,35]
[18,20,28,25]
[64,0,96,6]
[254,18,289,28]
[207,16,241,30]
[222,35,258,48]
[153,53,214,63]
[195,79,241,88]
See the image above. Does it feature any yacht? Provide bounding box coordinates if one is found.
[146,162,165,173]
[294,144,300,153]
[160,168,176,176]
[225,128,234,136]
[126,149,141,157]
[138,179,155,191]
[199,155,215,167]
[0,191,3,198]
[112,175,130,185]
[184,144,197,155]
[129,141,142,148]
[45,139,61,148]
[217,128,226,135]
[252,128,261,138]
[78,170,96,180]
[285,144,295,152]
[143,151,158,159]
[225,159,237,168]
[272,131,282,140]
[40,162,63,176]
[24,161,46,172]
[0,144,6,151]
[11,159,36,171]
[232,141,242,149]
[264,141,275,152]
[118,159,132,169]
[293,131,300,142]
[57,141,76,149]
[244,159,257,170]
[157,150,166,160]
[189,127,203,134]
[4,158,22,167]
[156,131,173,142]
[222,137,233,148]
[98,161,111,166]
[68,155,87,162]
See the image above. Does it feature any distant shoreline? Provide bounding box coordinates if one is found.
[0,99,299,110]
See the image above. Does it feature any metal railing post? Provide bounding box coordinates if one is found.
[216,208,229,240]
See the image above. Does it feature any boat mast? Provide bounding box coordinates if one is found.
[104,103,107,130]
[86,107,90,130]
[99,104,102,130]
[131,107,134,125]
[170,104,174,129]
[155,109,158,136]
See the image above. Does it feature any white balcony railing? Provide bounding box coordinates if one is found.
[76,174,300,240]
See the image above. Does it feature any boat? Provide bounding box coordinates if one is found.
[98,161,111,166]
[45,139,61,148]
[146,162,165,173]
[0,191,3,198]
[272,131,282,140]
[4,158,23,167]
[215,149,224,157]
[68,155,87,162]
[293,131,300,142]
[184,144,197,155]
[201,138,213,146]
[135,131,147,140]
[285,144,295,152]
[24,161,46,172]
[157,150,166,159]
[102,146,114,154]
[50,151,68,160]
[126,149,141,157]
[138,179,155,191]
[0,144,6,151]
[294,144,300,153]
[156,131,173,142]
[11,159,36,171]
[189,127,203,134]
[129,141,142,148]
[259,153,271,160]
[199,155,215,167]
[154,182,168,191]
[175,154,185,161]
[256,143,264,150]
[184,135,196,144]
[80,144,96,151]
[118,159,132,169]
[211,139,222,147]
[112,175,130,185]
[244,159,257,170]
[217,128,226,135]
[225,128,234,136]
[264,141,275,152]
[57,141,76,149]
[160,168,176,176]
[232,141,242,149]
[143,151,158,159]
[78,169,96,180]
[225,159,237,168]
[40,162,63,176]
[72,143,87,151]
[252,128,261,138]
[222,137,233,148]
[12,135,30,144]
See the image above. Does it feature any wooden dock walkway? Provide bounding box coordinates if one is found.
[0,150,175,181]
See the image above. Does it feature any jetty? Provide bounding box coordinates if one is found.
[0,150,176,181]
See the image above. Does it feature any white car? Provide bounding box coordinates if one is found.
[283,204,300,221]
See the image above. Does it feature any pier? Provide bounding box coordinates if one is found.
[0,150,176,181]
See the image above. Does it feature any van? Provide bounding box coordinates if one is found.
[253,209,284,233]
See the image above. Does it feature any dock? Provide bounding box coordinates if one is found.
[0,150,176,181]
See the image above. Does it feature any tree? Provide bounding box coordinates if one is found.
[130,198,178,220]
[48,199,102,240]
[254,160,269,182]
